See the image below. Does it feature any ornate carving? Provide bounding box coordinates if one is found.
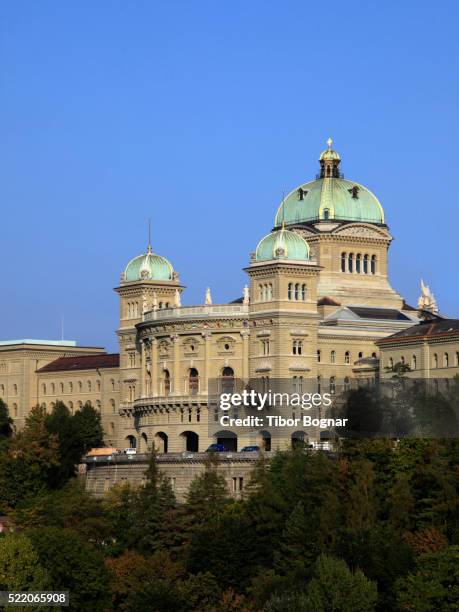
[334,225,388,239]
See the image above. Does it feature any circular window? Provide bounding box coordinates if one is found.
[224,343,230,350]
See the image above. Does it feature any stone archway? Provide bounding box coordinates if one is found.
[180,430,199,452]
[154,431,168,454]
[215,430,237,452]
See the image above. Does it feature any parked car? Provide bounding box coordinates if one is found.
[123,448,137,455]
[240,445,260,452]
[205,443,227,452]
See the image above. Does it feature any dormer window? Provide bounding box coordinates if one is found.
[323,208,330,220]
[297,187,308,201]
[348,185,360,199]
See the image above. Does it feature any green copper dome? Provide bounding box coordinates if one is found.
[124,247,174,282]
[255,227,310,262]
[275,141,384,226]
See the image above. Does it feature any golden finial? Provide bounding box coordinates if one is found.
[327,137,333,148]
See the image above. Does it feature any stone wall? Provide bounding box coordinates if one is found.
[84,452,263,502]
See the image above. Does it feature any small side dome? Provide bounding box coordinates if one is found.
[255,227,310,262]
[124,246,174,282]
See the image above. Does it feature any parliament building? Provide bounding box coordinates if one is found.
[2,141,458,479]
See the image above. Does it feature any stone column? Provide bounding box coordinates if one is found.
[172,334,180,395]
[151,338,158,396]
[241,330,250,382]
[202,331,212,394]
[140,340,146,398]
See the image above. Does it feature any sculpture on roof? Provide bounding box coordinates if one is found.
[205,287,212,305]
[418,279,438,314]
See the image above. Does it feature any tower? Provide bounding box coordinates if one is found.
[245,226,321,382]
[115,237,183,409]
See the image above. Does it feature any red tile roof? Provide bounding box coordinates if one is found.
[37,353,119,372]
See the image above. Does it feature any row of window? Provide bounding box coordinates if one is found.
[389,351,459,370]
[40,379,117,396]
[257,375,347,395]
[159,367,235,397]
[288,283,307,301]
[259,284,273,302]
[341,253,377,274]
[39,399,116,413]
[258,282,309,302]
[318,350,376,364]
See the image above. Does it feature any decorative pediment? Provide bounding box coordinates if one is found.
[333,224,390,239]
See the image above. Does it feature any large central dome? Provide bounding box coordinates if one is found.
[274,140,385,226]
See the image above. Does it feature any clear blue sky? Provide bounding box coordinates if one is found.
[1,1,458,352]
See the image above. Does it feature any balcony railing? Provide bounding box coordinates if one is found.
[144,303,249,322]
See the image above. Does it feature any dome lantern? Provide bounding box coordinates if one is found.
[319,137,342,178]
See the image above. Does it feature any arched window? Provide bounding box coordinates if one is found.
[433,353,438,368]
[358,352,363,359]
[363,254,369,274]
[344,351,350,364]
[348,253,354,273]
[96,380,101,392]
[262,285,267,301]
[259,285,263,301]
[301,284,306,300]
[110,399,116,413]
[323,208,330,220]
[317,375,321,393]
[78,381,83,392]
[412,355,417,370]
[344,377,350,391]
[87,381,92,392]
[59,382,64,394]
[222,367,235,393]
[163,370,171,396]
[288,283,293,300]
[317,350,321,363]
[110,379,115,391]
[330,376,336,394]
[356,253,361,273]
[341,252,346,272]
[371,352,377,358]
[68,401,73,413]
[294,283,299,300]
[330,350,336,364]
[444,353,449,367]
[189,368,199,395]
[268,284,273,300]
[42,383,46,395]
[371,255,376,274]
[13,384,18,396]
[51,383,55,394]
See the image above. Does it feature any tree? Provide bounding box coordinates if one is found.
[396,546,459,611]
[14,480,110,547]
[27,527,109,612]
[72,402,104,454]
[0,406,60,510]
[0,398,13,440]
[186,453,231,524]
[302,554,377,612]
[0,533,48,591]
[128,450,178,554]
[274,501,315,580]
